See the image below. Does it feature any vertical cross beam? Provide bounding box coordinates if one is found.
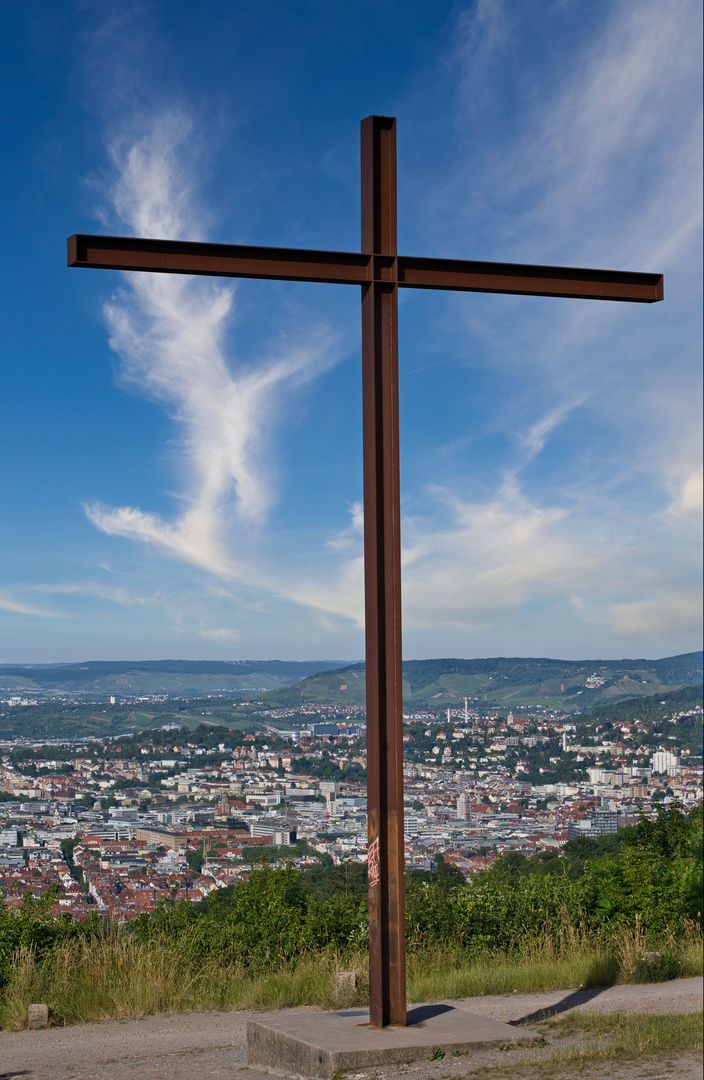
[361,116,406,1029]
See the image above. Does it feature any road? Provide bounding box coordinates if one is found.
[0,977,701,1080]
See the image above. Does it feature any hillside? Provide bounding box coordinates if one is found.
[1,653,700,741]
[582,684,703,756]
[0,659,351,698]
[244,651,703,712]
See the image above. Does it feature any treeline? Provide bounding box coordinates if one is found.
[292,751,366,783]
[1,804,700,991]
[401,652,703,694]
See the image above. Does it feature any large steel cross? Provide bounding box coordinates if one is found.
[68,115,662,1029]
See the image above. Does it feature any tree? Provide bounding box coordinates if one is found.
[60,837,77,865]
[433,852,466,887]
[185,844,204,874]
[562,836,601,863]
[492,852,530,877]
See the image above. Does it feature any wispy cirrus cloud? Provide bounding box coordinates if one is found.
[0,593,57,619]
[664,464,703,521]
[518,399,585,465]
[198,627,241,643]
[284,472,701,653]
[281,8,703,653]
[85,109,342,577]
[389,0,702,650]
[77,1,700,659]
[287,479,594,630]
[513,3,701,247]
[38,581,168,609]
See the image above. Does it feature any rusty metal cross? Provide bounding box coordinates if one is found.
[68,115,662,1029]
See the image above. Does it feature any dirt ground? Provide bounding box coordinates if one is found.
[0,977,701,1080]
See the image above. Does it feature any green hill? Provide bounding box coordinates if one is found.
[2,653,700,740]
[244,652,703,712]
[0,659,351,697]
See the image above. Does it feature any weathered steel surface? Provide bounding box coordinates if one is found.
[360,116,406,1030]
[68,234,663,302]
[67,234,370,284]
[68,115,663,1031]
[396,255,663,302]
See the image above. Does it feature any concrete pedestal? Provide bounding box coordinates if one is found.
[247,1003,537,1079]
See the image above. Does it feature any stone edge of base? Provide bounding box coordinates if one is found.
[246,1016,534,1080]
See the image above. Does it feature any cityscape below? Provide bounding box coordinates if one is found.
[1,652,701,921]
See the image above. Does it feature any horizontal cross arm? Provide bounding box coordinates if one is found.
[67,235,370,285]
[396,255,663,303]
[68,236,662,303]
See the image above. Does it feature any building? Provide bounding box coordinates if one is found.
[651,750,681,776]
[249,820,295,845]
[308,723,339,737]
[590,809,619,836]
[567,809,619,840]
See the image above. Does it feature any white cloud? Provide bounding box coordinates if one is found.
[75,10,700,658]
[85,500,236,578]
[400,484,596,627]
[38,581,168,609]
[501,0,702,260]
[326,501,364,550]
[284,481,593,629]
[281,469,702,654]
[609,589,702,640]
[664,464,704,520]
[87,109,342,575]
[107,110,205,242]
[198,627,241,642]
[519,399,584,464]
[0,593,57,618]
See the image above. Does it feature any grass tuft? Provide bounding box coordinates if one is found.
[0,927,701,1031]
[470,1012,703,1079]
[542,1008,704,1051]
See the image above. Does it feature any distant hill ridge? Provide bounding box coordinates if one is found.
[245,651,703,711]
[0,652,700,710]
[0,659,352,694]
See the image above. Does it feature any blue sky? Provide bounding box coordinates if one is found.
[1,0,701,664]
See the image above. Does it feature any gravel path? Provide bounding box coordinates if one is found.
[0,978,700,1080]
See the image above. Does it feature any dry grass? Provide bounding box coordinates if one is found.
[0,937,368,1029]
[1,928,701,1031]
[407,922,702,1003]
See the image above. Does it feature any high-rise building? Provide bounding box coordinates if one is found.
[590,809,618,835]
[651,750,680,775]
[567,809,619,840]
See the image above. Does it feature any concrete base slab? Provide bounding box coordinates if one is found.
[247,1003,538,1079]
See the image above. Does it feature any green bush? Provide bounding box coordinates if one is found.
[0,803,700,996]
